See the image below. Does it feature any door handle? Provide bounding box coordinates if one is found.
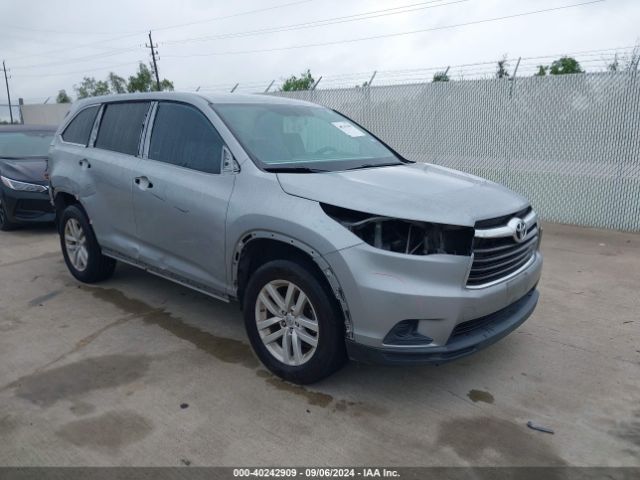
[78,159,91,168]
[134,176,153,189]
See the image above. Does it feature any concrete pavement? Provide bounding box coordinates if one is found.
[0,223,638,466]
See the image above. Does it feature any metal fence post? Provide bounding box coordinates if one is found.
[264,80,275,93]
[509,57,521,98]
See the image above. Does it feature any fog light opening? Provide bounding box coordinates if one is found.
[383,320,433,346]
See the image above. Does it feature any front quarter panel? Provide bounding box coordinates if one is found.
[225,165,363,294]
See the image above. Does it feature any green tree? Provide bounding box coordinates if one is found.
[432,71,449,82]
[72,63,174,99]
[534,65,548,76]
[159,78,175,91]
[496,55,510,79]
[108,72,127,93]
[281,69,315,91]
[549,56,584,75]
[127,62,174,93]
[56,89,71,103]
[74,77,97,99]
[74,77,110,98]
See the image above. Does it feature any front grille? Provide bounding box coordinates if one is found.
[467,212,538,287]
[474,206,532,229]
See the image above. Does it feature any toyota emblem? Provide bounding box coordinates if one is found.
[511,218,527,243]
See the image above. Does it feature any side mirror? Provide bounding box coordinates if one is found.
[222,145,239,173]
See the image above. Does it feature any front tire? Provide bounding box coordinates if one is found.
[243,259,347,384]
[0,197,18,231]
[59,204,116,283]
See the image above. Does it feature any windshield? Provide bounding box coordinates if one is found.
[213,103,403,171]
[0,131,54,158]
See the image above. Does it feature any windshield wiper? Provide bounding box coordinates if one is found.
[264,166,327,173]
[345,162,403,171]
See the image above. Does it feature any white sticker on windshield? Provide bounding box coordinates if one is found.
[331,121,366,137]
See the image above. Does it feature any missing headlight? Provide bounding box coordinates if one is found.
[321,204,473,256]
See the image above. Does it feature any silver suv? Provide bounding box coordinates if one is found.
[49,92,542,384]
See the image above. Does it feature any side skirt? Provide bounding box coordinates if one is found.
[102,247,230,303]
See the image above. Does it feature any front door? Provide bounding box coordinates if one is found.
[132,101,235,296]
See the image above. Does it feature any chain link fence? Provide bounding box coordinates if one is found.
[271,71,640,232]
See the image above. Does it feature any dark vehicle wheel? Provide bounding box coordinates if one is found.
[0,198,18,231]
[243,259,347,384]
[59,204,116,283]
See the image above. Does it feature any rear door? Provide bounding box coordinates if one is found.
[54,103,101,201]
[84,101,152,258]
[132,101,235,296]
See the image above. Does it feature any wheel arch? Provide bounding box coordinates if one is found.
[53,189,85,231]
[232,231,353,339]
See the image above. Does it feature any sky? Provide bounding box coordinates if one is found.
[0,0,639,108]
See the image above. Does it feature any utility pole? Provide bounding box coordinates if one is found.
[3,61,13,124]
[146,31,161,91]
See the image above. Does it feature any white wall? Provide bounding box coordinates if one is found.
[20,103,71,126]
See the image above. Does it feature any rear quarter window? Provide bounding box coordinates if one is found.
[95,102,151,156]
[61,105,99,145]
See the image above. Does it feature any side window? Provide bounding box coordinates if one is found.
[149,102,223,174]
[95,102,151,156]
[61,105,99,145]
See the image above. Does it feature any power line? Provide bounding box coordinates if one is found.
[0,23,135,36]
[11,47,141,71]
[5,0,314,62]
[3,0,460,72]
[5,32,144,62]
[163,0,467,45]
[163,0,606,58]
[151,0,314,33]
[5,0,461,71]
[11,61,141,79]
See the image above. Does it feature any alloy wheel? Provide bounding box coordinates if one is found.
[255,279,320,366]
[64,218,89,271]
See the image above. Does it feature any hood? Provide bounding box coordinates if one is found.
[277,163,528,226]
[0,157,48,184]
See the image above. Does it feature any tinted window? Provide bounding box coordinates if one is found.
[62,105,99,145]
[149,102,223,174]
[95,102,150,155]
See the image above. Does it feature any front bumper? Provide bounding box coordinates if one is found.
[324,242,542,364]
[346,288,538,365]
[1,186,55,224]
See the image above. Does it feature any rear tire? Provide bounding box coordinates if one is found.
[59,204,116,283]
[243,259,347,384]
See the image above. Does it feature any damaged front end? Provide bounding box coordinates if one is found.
[320,204,474,257]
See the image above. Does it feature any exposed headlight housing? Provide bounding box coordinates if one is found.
[321,204,473,256]
[0,175,48,193]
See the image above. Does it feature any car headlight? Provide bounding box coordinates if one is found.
[321,203,473,256]
[0,175,48,193]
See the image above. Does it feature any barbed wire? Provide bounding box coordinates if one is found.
[188,46,638,93]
